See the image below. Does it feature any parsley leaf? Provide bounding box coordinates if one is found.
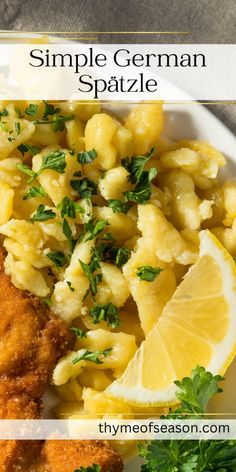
[23,185,47,200]
[173,365,224,416]
[122,147,155,184]
[17,163,38,182]
[14,122,21,135]
[62,218,75,248]
[25,103,38,116]
[139,367,226,472]
[71,327,87,338]
[31,204,56,222]
[47,251,66,267]
[70,177,97,199]
[137,265,163,282]
[74,464,101,472]
[0,108,9,118]
[115,246,131,268]
[84,219,108,242]
[108,199,132,214]
[79,259,102,299]
[90,303,120,328]
[39,150,67,174]
[57,196,84,219]
[17,143,40,156]
[77,149,97,164]
[72,348,112,365]
[124,167,157,204]
[42,101,60,120]
[17,150,66,184]
[66,281,75,292]
[122,148,157,204]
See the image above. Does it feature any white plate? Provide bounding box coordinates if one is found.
[124,100,236,471]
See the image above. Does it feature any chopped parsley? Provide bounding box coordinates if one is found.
[23,185,47,200]
[84,219,108,242]
[77,149,97,164]
[137,265,163,282]
[90,303,120,328]
[35,102,74,131]
[122,148,157,204]
[0,108,9,118]
[79,258,102,300]
[115,246,131,268]
[72,347,112,365]
[14,122,21,135]
[31,204,56,222]
[70,177,98,199]
[107,199,132,214]
[47,251,66,267]
[17,150,67,183]
[71,327,87,338]
[25,103,38,116]
[66,280,75,292]
[62,218,75,249]
[122,147,155,184]
[124,167,157,204]
[57,196,84,219]
[42,101,60,120]
[17,143,40,156]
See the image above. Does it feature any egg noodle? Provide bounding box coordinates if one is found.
[0,100,235,459]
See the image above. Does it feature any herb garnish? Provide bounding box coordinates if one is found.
[0,108,9,118]
[115,246,131,268]
[71,327,87,338]
[62,218,76,249]
[31,204,56,222]
[108,199,132,214]
[47,251,66,267]
[122,148,157,204]
[70,177,98,199]
[138,366,228,472]
[14,122,21,135]
[66,281,75,292]
[77,149,97,164]
[57,196,84,219]
[137,265,163,282]
[72,347,112,365]
[84,219,108,242]
[17,150,67,183]
[23,185,47,200]
[17,143,40,156]
[25,104,38,116]
[90,303,120,328]
[79,258,103,300]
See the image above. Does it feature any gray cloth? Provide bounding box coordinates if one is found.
[0,0,235,133]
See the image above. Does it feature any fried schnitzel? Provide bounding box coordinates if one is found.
[0,248,124,471]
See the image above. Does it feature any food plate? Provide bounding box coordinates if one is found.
[125,100,236,471]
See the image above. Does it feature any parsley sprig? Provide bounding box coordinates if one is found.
[77,149,97,164]
[17,150,67,183]
[90,303,120,328]
[138,366,229,472]
[122,148,158,204]
[23,185,47,200]
[31,204,56,222]
[72,347,112,365]
[137,266,163,282]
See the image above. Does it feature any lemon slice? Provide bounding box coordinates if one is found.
[106,230,236,406]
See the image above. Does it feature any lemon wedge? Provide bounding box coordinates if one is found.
[106,230,236,406]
